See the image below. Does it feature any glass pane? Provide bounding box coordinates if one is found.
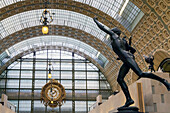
[52,71,60,79]
[36,62,47,70]
[34,100,45,112]
[21,70,32,78]
[75,72,86,79]
[87,63,96,70]
[61,62,72,70]
[61,71,72,79]
[88,90,99,99]
[61,80,72,89]
[35,71,46,78]
[87,72,98,79]
[10,62,20,69]
[87,81,99,89]
[6,89,19,99]
[19,100,31,111]
[8,70,20,78]
[75,90,86,100]
[0,79,5,88]
[34,90,41,99]
[61,101,72,112]
[22,62,33,69]
[75,101,86,112]
[20,80,32,88]
[53,62,60,70]
[100,80,110,89]
[7,79,19,88]
[75,63,85,70]
[75,80,86,89]
[66,90,72,99]
[35,80,46,88]
[20,89,32,99]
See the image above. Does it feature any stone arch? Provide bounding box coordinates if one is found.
[153,49,170,71]
[0,45,115,90]
[0,25,116,61]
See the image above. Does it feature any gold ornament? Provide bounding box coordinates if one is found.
[41,79,66,108]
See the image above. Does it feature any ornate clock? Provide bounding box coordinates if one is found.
[41,79,66,108]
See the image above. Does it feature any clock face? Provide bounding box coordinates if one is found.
[41,79,66,108]
[45,85,62,101]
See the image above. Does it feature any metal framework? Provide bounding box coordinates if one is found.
[0,50,112,113]
[0,0,142,32]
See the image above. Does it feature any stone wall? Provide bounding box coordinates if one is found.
[88,72,170,113]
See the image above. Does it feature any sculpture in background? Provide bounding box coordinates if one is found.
[41,79,66,108]
[93,17,170,109]
[144,55,155,72]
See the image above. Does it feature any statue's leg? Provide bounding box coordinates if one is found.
[151,64,155,72]
[117,63,134,107]
[126,58,170,91]
[139,72,170,91]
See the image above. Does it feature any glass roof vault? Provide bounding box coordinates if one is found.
[0,35,108,68]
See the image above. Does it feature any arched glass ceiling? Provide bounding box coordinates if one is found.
[74,0,142,31]
[0,9,107,40]
[0,0,143,32]
[0,35,107,67]
[8,50,99,71]
[0,0,24,8]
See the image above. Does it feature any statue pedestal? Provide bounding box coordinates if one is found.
[109,106,144,113]
[117,106,141,113]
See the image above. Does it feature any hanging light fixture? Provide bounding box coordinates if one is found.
[48,68,52,78]
[42,25,49,34]
[40,1,53,34]
[48,62,52,78]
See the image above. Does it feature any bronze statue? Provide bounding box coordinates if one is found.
[144,55,155,72]
[93,17,170,108]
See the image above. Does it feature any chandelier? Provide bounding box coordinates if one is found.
[40,1,53,34]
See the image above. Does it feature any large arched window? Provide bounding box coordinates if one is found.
[0,50,112,113]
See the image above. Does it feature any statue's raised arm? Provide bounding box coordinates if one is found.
[93,17,113,35]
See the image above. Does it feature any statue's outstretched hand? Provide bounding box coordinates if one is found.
[93,17,111,35]
[93,17,98,21]
[129,36,132,46]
